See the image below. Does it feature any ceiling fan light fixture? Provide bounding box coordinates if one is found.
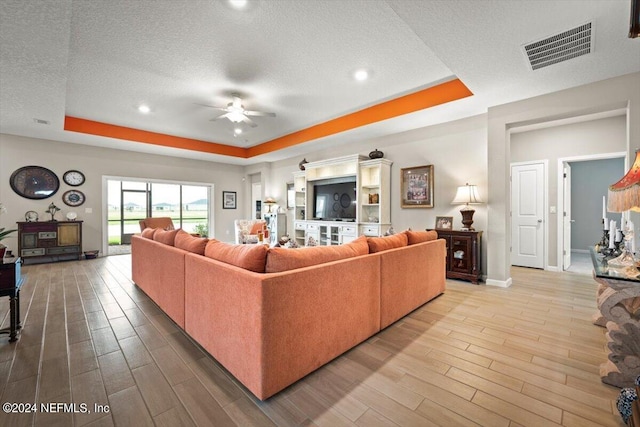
[137,104,151,114]
[228,111,246,123]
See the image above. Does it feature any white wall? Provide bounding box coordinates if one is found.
[267,114,489,275]
[488,71,640,286]
[0,134,246,254]
[510,115,626,266]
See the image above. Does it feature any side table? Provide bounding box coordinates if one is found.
[589,248,640,388]
[428,229,482,284]
[0,256,24,342]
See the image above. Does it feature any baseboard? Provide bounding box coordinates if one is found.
[546,265,559,272]
[485,277,512,288]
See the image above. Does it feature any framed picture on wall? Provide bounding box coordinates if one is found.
[435,216,453,230]
[401,165,434,208]
[223,191,237,209]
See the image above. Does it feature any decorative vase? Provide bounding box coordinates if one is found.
[299,158,308,171]
[369,149,384,159]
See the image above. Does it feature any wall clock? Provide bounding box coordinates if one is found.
[63,170,85,186]
[10,166,59,199]
[62,190,86,207]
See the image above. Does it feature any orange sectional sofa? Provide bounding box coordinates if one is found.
[131,228,446,400]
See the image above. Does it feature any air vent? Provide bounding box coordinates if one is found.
[33,118,50,125]
[523,22,593,70]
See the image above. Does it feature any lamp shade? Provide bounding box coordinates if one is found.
[608,150,640,212]
[264,197,277,205]
[452,184,483,205]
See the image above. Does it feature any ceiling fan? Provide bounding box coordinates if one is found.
[198,94,275,128]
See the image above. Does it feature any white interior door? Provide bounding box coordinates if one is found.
[511,162,545,268]
[563,163,572,270]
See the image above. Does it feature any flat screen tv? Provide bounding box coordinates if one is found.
[312,177,357,221]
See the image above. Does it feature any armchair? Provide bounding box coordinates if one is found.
[234,219,267,244]
[139,217,175,232]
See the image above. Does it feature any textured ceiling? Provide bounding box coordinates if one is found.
[1,0,639,165]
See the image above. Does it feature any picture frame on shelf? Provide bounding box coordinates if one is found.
[401,165,434,208]
[223,191,237,209]
[435,216,453,230]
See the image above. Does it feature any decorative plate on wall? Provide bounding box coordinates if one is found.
[10,166,59,199]
[62,190,86,207]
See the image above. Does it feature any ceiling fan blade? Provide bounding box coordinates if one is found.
[209,112,231,121]
[194,102,228,111]
[244,110,276,117]
[241,115,258,128]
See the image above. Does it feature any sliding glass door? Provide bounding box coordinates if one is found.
[107,179,211,255]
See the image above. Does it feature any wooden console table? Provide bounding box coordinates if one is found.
[0,256,24,342]
[589,247,640,388]
[428,229,482,284]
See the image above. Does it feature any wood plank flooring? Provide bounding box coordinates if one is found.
[0,256,625,426]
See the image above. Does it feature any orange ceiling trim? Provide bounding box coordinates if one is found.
[64,116,247,158]
[63,78,472,159]
[247,78,473,157]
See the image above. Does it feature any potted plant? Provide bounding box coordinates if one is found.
[0,203,17,260]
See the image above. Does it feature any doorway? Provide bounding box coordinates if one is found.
[558,153,625,271]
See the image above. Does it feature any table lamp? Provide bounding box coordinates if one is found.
[264,197,277,213]
[451,183,483,230]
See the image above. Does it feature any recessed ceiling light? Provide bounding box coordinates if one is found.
[229,0,248,10]
[353,69,370,82]
[234,127,243,136]
[138,105,150,114]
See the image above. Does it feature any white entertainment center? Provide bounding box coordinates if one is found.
[290,154,392,246]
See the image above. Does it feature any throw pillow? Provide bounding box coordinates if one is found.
[405,230,438,245]
[141,228,156,239]
[205,239,268,273]
[367,233,408,253]
[174,229,208,255]
[265,236,368,273]
[153,228,179,246]
[249,221,266,235]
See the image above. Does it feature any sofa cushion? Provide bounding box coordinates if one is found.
[205,240,268,273]
[175,229,208,255]
[367,233,408,253]
[405,230,438,245]
[141,227,156,239]
[153,228,179,246]
[265,236,369,273]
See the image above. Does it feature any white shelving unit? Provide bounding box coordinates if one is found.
[291,154,392,244]
[358,158,392,237]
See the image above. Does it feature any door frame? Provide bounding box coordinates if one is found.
[510,159,548,269]
[555,151,626,270]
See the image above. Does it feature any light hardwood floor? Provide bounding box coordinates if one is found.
[0,256,625,427]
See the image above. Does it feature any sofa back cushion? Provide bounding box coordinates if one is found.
[205,240,268,273]
[153,228,179,246]
[367,233,408,253]
[141,227,156,239]
[405,230,438,245]
[174,229,208,255]
[265,236,369,273]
